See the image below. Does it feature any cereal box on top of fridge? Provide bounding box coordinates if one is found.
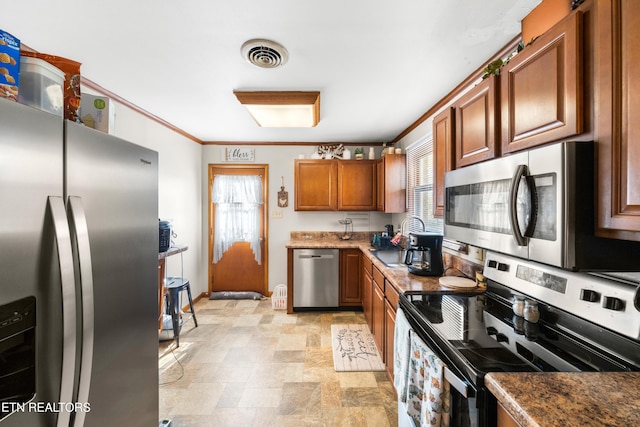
[0,29,20,101]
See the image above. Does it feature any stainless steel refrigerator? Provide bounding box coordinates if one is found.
[0,98,159,426]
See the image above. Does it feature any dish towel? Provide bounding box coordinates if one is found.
[394,307,412,403]
[406,331,451,427]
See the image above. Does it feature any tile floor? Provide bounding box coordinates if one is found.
[159,298,399,427]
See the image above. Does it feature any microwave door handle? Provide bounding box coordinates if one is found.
[509,165,528,246]
[522,174,538,238]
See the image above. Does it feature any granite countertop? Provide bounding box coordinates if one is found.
[485,372,640,427]
[286,233,483,295]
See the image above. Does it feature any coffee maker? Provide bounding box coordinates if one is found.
[404,232,444,276]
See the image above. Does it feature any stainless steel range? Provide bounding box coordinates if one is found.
[397,251,640,427]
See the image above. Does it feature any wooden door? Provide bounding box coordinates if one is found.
[361,257,373,331]
[378,155,407,213]
[384,298,396,382]
[501,11,583,154]
[455,75,499,168]
[337,160,376,210]
[372,279,385,359]
[339,249,362,306]
[595,0,640,239]
[376,159,385,211]
[294,160,337,210]
[208,165,268,295]
[433,107,455,217]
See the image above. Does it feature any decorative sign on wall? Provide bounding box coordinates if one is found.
[278,176,288,207]
[224,147,255,162]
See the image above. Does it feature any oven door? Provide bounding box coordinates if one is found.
[399,296,490,427]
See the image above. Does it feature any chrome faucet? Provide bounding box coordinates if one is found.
[399,215,426,237]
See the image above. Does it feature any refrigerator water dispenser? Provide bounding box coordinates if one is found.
[0,297,36,421]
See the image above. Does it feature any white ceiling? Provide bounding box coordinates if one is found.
[5,0,540,144]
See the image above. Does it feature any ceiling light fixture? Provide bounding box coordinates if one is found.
[234,91,320,128]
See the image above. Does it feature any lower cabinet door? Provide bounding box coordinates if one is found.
[384,299,396,382]
[372,281,385,360]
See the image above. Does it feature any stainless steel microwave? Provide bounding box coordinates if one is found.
[444,141,640,271]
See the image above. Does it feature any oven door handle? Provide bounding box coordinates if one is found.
[444,367,469,398]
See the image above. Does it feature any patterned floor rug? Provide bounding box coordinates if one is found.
[331,324,385,372]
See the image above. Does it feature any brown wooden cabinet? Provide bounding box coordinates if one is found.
[501,11,583,154]
[337,160,377,210]
[372,270,385,360]
[497,402,522,427]
[433,107,455,217]
[359,254,404,383]
[376,154,406,213]
[294,159,376,211]
[594,0,640,239]
[455,75,499,168]
[339,249,362,306]
[361,255,373,332]
[384,282,399,382]
[294,160,337,210]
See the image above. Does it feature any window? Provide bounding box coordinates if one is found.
[211,175,263,264]
[406,136,444,233]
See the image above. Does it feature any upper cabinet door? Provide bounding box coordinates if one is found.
[294,160,338,211]
[455,75,499,168]
[433,107,455,217]
[501,11,583,154]
[337,160,376,210]
[595,0,640,239]
[377,155,406,213]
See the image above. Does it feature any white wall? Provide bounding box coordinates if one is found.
[202,145,393,293]
[83,90,205,296]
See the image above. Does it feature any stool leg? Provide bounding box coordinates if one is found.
[168,287,181,347]
[185,285,198,327]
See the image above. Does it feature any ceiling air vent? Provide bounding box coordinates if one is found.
[241,39,289,69]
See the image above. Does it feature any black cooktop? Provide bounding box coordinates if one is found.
[401,283,640,385]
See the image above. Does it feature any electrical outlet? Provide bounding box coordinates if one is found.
[472,247,485,262]
[271,210,283,218]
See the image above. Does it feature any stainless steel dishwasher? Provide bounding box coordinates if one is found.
[293,248,339,309]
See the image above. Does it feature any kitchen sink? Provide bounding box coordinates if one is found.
[369,247,406,268]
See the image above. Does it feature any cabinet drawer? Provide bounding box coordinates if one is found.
[373,266,385,291]
[385,280,400,310]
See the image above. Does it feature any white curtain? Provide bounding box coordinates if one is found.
[212,175,263,264]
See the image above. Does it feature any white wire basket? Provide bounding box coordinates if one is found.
[272,284,287,310]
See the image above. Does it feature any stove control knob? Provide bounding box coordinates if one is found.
[487,260,497,268]
[496,333,509,344]
[487,326,498,336]
[580,289,600,303]
[497,263,509,272]
[603,296,625,311]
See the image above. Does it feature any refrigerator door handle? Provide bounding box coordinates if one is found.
[48,196,77,427]
[68,196,95,427]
